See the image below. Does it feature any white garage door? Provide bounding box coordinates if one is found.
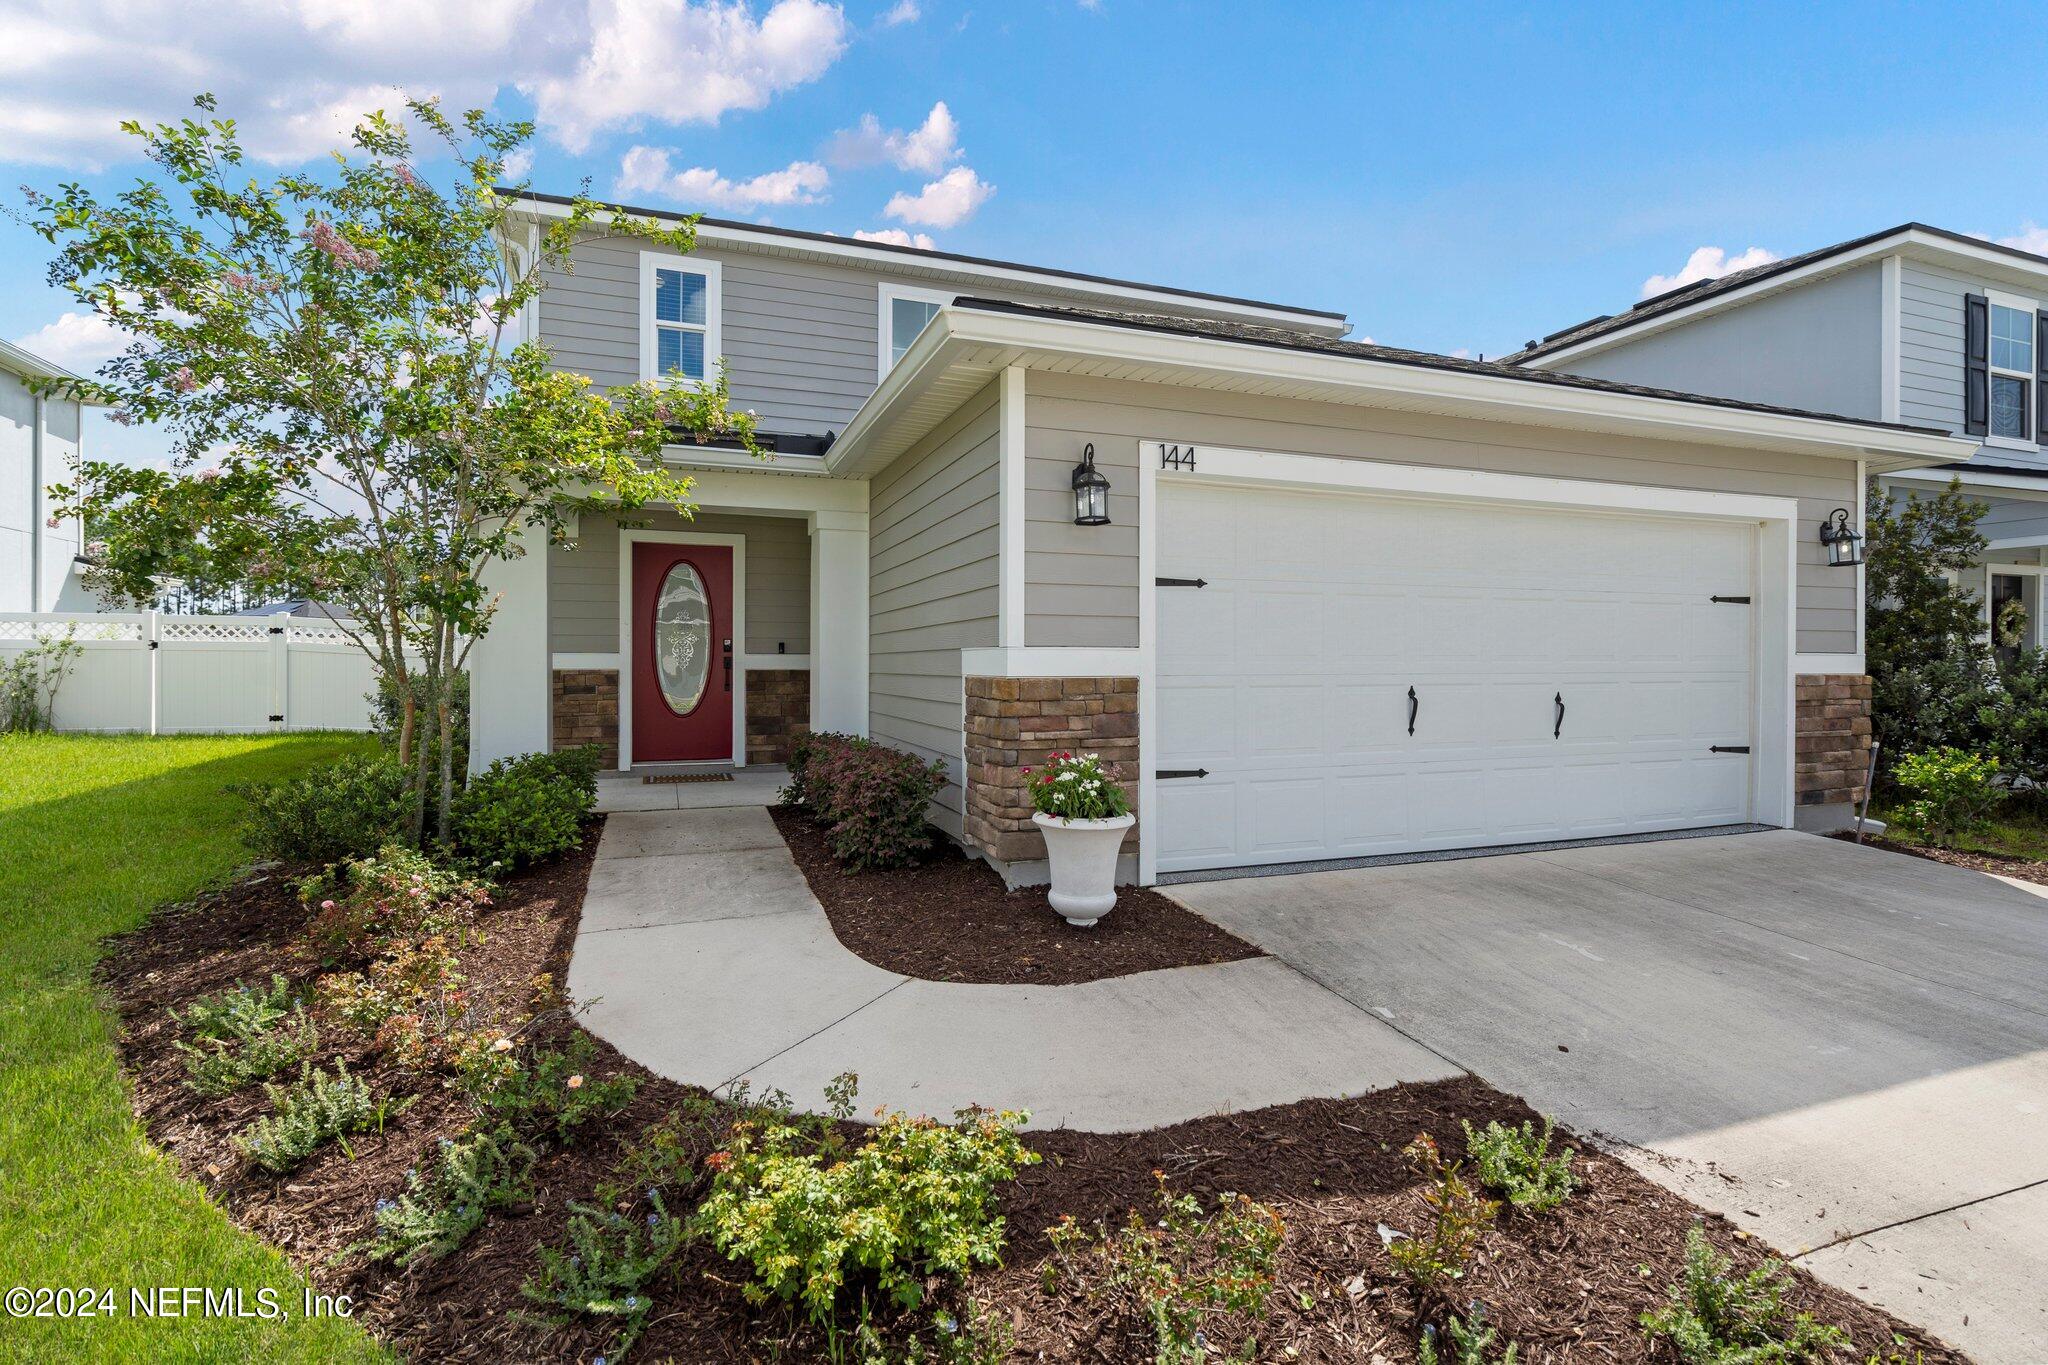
[1154,481,1756,874]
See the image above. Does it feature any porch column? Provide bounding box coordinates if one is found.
[468,519,551,772]
[809,509,869,736]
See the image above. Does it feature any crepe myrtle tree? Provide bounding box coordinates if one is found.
[27,94,758,840]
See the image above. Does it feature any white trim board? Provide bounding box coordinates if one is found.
[998,366,1027,647]
[638,250,723,386]
[961,648,1143,678]
[878,283,954,381]
[1794,653,1866,675]
[1132,438,1798,887]
[616,530,747,771]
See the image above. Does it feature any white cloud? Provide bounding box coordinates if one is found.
[878,0,919,24]
[853,227,934,249]
[1640,245,1780,299]
[617,145,828,209]
[0,0,848,167]
[530,0,849,153]
[500,147,535,181]
[13,310,129,373]
[1996,223,2048,256]
[884,165,992,228]
[825,101,959,174]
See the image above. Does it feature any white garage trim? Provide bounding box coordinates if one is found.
[1134,440,1798,885]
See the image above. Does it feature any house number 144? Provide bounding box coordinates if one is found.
[1158,443,1197,470]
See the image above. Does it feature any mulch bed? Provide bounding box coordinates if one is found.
[1830,829,2048,886]
[98,823,1973,1364]
[769,804,1263,984]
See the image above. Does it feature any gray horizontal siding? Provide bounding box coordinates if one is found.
[1559,263,1884,422]
[1896,258,2048,471]
[1975,491,2048,545]
[867,379,1001,836]
[1023,371,1865,656]
[548,509,811,656]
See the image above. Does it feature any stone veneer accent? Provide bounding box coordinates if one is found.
[552,669,620,769]
[745,668,810,765]
[1796,673,1872,807]
[964,676,1138,865]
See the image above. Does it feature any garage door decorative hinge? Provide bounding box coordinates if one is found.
[1709,595,1751,604]
[1709,744,1751,754]
[1155,576,1207,588]
[1156,768,1209,780]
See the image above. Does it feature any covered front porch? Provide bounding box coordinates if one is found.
[467,464,870,773]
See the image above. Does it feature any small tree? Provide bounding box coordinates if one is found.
[1864,477,1992,774]
[29,95,756,839]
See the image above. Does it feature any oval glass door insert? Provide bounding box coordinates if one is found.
[653,561,711,715]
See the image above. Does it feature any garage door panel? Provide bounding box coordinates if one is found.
[1154,482,1757,874]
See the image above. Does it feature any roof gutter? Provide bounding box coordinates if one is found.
[827,307,1977,479]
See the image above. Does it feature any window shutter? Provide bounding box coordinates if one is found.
[2036,311,2048,442]
[1964,292,1990,437]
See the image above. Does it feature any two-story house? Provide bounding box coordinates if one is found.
[468,193,1971,884]
[1506,224,2048,669]
[1,339,99,613]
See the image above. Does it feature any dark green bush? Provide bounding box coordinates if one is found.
[1980,649,2048,788]
[232,754,412,867]
[782,732,947,871]
[372,670,469,776]
[449,749,597,873]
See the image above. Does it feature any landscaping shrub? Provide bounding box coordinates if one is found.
[233,753,412,867]
[782,732,948,871]
[1043,1175,1284,1364]
[1978,648,2048,788]
[178,1013,320,1097]
[448,748,596,873]
[1894,747,2002,847]
[695,1092,1038,1323]
[1026,750,1132,821]
[233,1062,384,1174]
[1641,1223,1846,1363]
[466,1032,639,1145]
[373,669,470,777]
[366,1125,536,1268]
[1420,1307,1520,1365]
[1865,479,1995,775]
[171,973,298,1041]
[299,844,493,954]
[523,1190,690,1360]
[1,629,83,733]
[1461,1115,1577,1214]
[1387,1133,1498,1287]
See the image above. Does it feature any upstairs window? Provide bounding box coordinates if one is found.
[641,254,721,384]
[1990,301,2034,442]
[879,284,952,378]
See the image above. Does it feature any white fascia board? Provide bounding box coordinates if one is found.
[1886,467,2048,498]
[1525,228,2048,371]
[509,194,1346,334]
[830,307,1976,477]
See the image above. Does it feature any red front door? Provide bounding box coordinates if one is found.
[631,541,735,763]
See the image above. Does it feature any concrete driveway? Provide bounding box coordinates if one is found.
[1168,830,2048,1364]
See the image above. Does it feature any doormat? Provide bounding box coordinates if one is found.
[642,772,735,785]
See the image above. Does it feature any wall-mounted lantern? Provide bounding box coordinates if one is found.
[1819,507,1864,568]
[1071,443,1111,526]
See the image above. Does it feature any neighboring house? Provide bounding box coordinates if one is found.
[468,194,1971,885]
[1506,223,2048,670]
[0,338,101,613]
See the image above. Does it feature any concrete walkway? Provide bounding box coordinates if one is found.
[1168,831,2048,1365]
[567,803,1458,1131]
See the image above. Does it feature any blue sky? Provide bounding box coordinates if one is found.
[6,0,2047,466]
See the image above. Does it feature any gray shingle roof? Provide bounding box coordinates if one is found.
[1505,222,2048,364]
[952,296,1950,437]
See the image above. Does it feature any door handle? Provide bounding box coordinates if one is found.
[1554,691,1565,739]
[1407,685,1418,736]
[723,639,733,693]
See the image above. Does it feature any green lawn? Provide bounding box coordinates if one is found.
[0,733,389,1364]
[1871,797,2048,861]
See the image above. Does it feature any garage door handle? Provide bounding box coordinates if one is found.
[1407,685,1418,736]
[1554,691,1565,739]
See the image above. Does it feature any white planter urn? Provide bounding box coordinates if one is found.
[1033,811,1136,927]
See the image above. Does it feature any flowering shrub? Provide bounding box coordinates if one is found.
[315,934,482,1070]
[694,1096,1038,1323]
[300,844,493,954]
[365,1125,536,1268]
[783,732,948,870]
[464,1033,639,1144]
[1027,751,1131,822]
[1043,1174,1284,1363]
[523,1190,690,1360]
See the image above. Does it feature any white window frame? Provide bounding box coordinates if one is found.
[877,283,953,380]
[1985,288,2037,451]
[639,251,723,385]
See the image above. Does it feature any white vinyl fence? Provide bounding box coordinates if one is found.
[0,611,393,734]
